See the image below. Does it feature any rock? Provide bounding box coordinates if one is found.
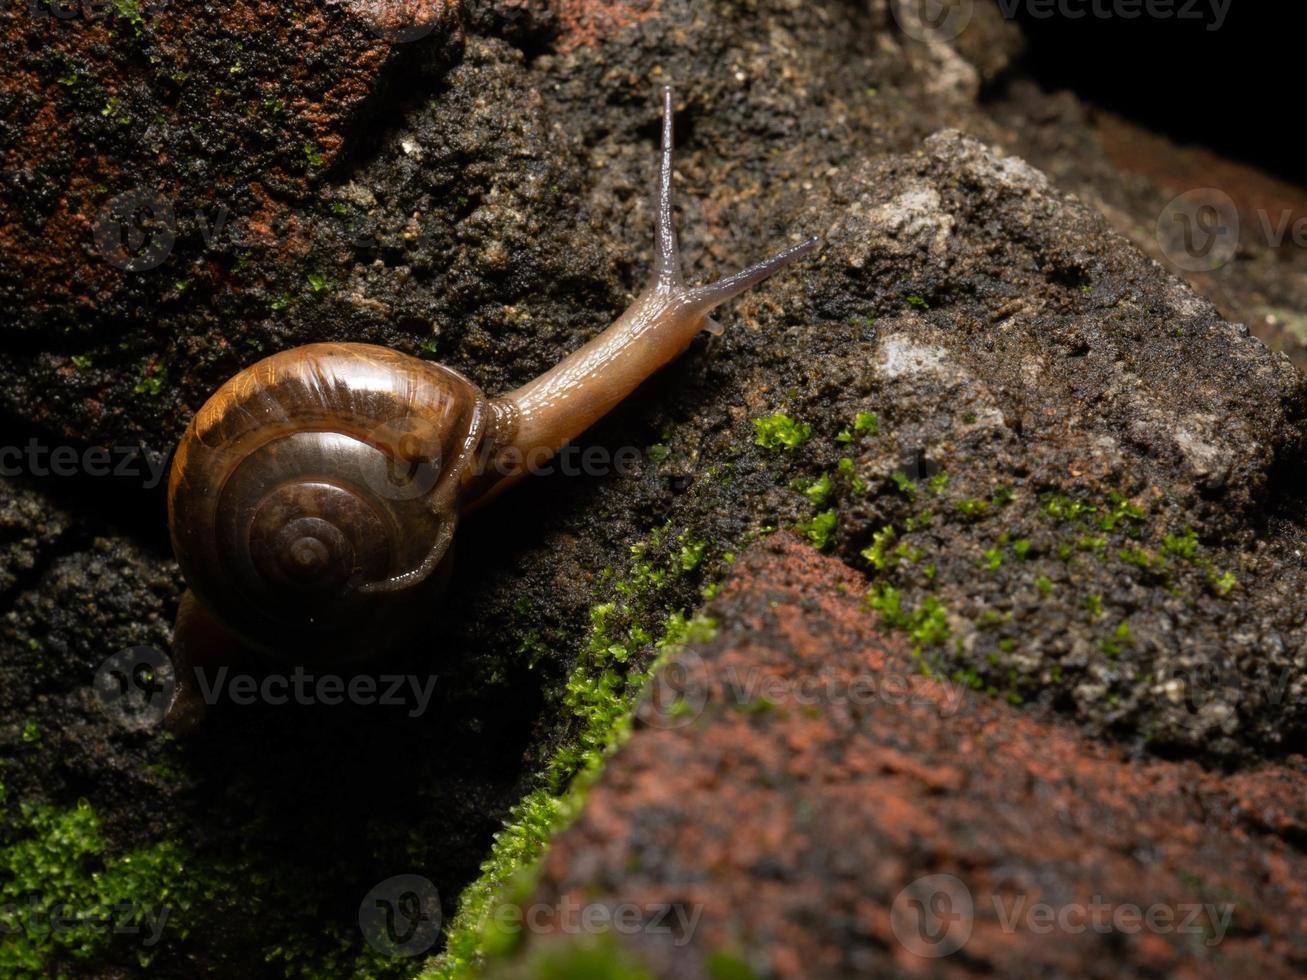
[1,0,1306,975]
[490,534,1307,978]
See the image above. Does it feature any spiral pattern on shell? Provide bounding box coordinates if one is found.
[167,343,487,660]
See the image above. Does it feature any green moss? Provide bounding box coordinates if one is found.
[954,498,990,521]
[910,597,949,649]
[678,538,708,572]
[1035,575,1054,595]
[980,547,1003,571]
[835,458,867,494]
[1097,493,1146,533]
[1040,493,1095,523]
[853,411,880,435]
[804,474,832,507]
[1120,546,1164,572]
[303,142,325,168]
[509,934,655,979]
[429,531,721,980]
[306,272,335,294]
[905,510,933,532]
[112,0,143,28]
[133,363,166,397]
[1208,569,1238,596]
[707,950,760,979]
[953,667,984,690]
[906,294,929,310]
[1162,529,1200,560]
[70,355,93,371]
[867,585,949,655]
[752,414,811,451]
[0,801,222,974]
[797,509,837,550]
[860,526,897,571]
[894,542,923,565]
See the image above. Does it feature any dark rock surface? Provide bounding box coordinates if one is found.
[494,533,1307,978]
[1,0,1305,976]
[991,83,1307,370]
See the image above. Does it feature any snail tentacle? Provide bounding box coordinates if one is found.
[167,87,821,679]
[475,85,818,505]
[652,85,683,292]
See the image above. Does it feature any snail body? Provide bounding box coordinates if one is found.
[168,87,816,665]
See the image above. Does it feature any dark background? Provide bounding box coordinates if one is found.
[1005,0,1300,182]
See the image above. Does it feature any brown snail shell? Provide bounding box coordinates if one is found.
[167,87,817,670]
[168,343,487,661]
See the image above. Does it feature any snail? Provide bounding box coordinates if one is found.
[167,87,817,674]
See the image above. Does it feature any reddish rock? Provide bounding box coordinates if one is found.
[0,0,457,434]
[550,0,661,52]
[498,533,1307,978]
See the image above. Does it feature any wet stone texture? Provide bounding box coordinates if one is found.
[494,534,1307,979]
[0,0,1305,976]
